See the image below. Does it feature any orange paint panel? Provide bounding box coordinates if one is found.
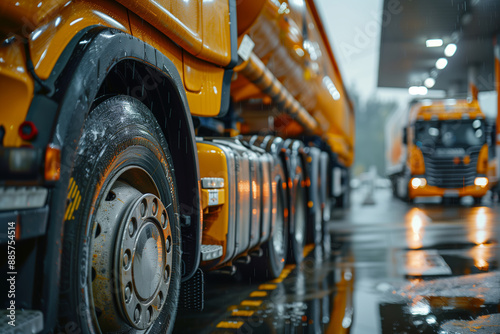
[200,0,232,65]
[325,134,353,167]
[183,51,224,117]
[235,0,354,160]
[0,0,67,34]
[30,0,131,80]
[116,0,202,56]
[236,0,265,35]
[409,146,425,175]
[128,13,184,77]
[410,99,484,122]
[118,0,231,67]
[197,143,231,267]
[0,40,34,147]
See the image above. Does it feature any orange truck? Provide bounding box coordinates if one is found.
[0,0,354,332]
[386,99,496,203]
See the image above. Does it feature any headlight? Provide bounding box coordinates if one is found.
[474,177,488,188]
[411,178,427,189]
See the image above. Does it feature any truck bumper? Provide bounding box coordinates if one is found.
[409,184,489,199]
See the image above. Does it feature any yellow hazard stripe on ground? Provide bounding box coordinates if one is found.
[214,246,316,331]
[258,284,277,290]
[216,321,244,329]
[231,310,255,317]
[303,243,315,257]
[250,291,267,297]
[240,300,262,307]
[270,263,296,283]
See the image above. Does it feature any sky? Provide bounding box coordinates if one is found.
[315,0,415,110]
[315,0,384,99]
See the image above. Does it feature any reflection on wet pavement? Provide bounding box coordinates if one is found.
[174,188,500,333]
[174,244,355,333]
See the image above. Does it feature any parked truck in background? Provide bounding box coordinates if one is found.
[386,99,496,203]
[0,0,354,333]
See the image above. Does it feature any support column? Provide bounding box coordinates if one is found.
[495,36,500,146]
[468,65,479,101]
[494,36,500,185]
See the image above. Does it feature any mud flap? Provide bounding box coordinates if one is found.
[178,268,205,311]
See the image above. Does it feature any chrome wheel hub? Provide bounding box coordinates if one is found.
[91,179,171,332]
[117,194,171,329]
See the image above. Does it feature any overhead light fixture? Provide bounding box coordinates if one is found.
[444,43,457,57]
[426,39,443,47]
[436,58,448,70]
[409,86,428,96]
[424,78,436,88]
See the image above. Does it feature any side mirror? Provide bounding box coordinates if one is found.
[402,126,408,145]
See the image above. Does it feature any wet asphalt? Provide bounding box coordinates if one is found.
[174,185,500,333]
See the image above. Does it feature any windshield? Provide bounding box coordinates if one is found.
[414,119,485,148]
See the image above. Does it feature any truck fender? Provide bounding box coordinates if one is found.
[29,26,201,330]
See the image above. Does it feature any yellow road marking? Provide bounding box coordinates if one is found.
[258,284,277,290]
[231,310,255,317]
[250,291,267,297]
[216,321,244,329]
[303,244,315,257]
[212,247,316,331]
[240,300,262,307]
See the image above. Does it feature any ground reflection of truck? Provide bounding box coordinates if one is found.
[0,0,354,333]
[386,99,497,204]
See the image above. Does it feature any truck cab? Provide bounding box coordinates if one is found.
[388,99,496,203]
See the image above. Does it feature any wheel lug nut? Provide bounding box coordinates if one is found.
[161,211,166,228]
[140,200,147,217]
[123,252,129,268]
[152,199,157,215]
[124,285,131,302]
[128,218,136,237]
[158,292,163,308]
[134,306,140,323]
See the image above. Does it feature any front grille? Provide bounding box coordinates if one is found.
[423,150,479,188]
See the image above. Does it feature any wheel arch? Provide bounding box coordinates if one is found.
[33,26,201,330]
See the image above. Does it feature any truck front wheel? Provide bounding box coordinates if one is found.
[59,96,181,334]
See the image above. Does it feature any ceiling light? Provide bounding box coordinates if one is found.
[436,58,448,70]
[424,78,435,88]
[426,39,443,47]
[444,43,457,57]
[409,86,428,96]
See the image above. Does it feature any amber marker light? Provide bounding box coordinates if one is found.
[45,144,61,181]
[474,177,488,188]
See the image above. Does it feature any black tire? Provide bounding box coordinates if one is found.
[287,144,307,265]
[59,96,181,334]
[474,196,483,206]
